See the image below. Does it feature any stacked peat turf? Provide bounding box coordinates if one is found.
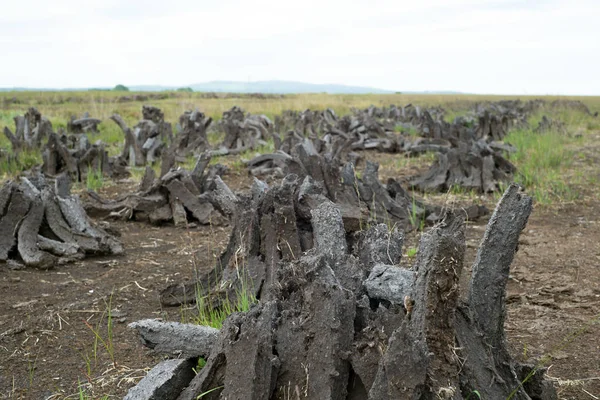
[534,115,567,134]
[41,131,121,181]
[0,174,122,270]
[110,106,173,166]
[3,107,53,150]
[215,106,273,155]
[129,184,555,400]
[168,109,213,159]
[247,139,488,224]
[67,112,101,134]
[84,153,229,226]
[273,108,338,136]
[409,139,516,193]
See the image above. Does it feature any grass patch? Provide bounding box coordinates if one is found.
[193,279,256,329]
[76,382,111,400]
[586,119,600,131]
[448,184,479,198]
[0,149,43,178]
[405,247,418,259]
[193,357,207,374]
[208,130,224,146]
[210,140,276,173]
[443,109,471,123]
[92,123,125,154]
[505,128,579,204]
[394,124,419,137]
[83,292,116,368]
[237,141,276,158]
[86,167,105,191]
[129,164,161,182]
[394,152,437,171]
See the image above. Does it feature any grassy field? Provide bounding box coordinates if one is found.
[1,91,599,204]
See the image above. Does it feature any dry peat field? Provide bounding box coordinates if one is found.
[0,92,599,399]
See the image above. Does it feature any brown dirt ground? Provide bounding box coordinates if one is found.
[1,159,599,400]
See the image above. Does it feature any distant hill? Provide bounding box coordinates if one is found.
[126,81,397,94]
[184,80,394,94]
[0,81,462,94]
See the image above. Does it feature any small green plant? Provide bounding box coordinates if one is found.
[465,390,481,399]
[406,126,419,137]
[79,349,93,379]
[408,197,425,231]
[194,279,256,329]
[193,357,207,374]
[448,184,478,198]
[230,158,246,172]
[86,166,104,191]
[129,166,151,183]
[196,385,224,399]
[394,124,420,137]
[78,382,88,400]
[76,381,111,400]
[406,247,418,259]
[83,291,116,367]
[27,355,38,388]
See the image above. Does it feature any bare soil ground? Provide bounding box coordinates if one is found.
[1,158,599,400]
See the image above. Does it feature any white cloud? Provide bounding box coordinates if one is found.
[0,0,598,94]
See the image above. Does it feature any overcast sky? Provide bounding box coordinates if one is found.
[1,0,598,94]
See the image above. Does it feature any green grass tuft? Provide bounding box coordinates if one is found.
[405,247,418,259]
[0,149,43,178]
[505,128,579,204]
[193,274,257,330]
[86,167,105,191]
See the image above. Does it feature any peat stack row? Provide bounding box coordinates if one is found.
[248,130,356,179]
[248,139,488,223]
[3,107,53,150]
[168,109,213,159]
[409,139,516,193]
[85,153,229,226]
[160,157,487,308]
[0,174,122,269]
[273,108,338,136]
[3,109,123,181]
[351,103,445,129]
[355,100,544,145]
[534,116,567,134]
[338,112,399,152]
[131,184,555,400]
[550,99,597,116]
[110,106,173,166]
[67,112,101,134]
[41,132,122,181]
[216,106,273,155]
[273,107,401,153]
[416,108,518,144]
[268,102,526,156]
[271,107,452,155]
